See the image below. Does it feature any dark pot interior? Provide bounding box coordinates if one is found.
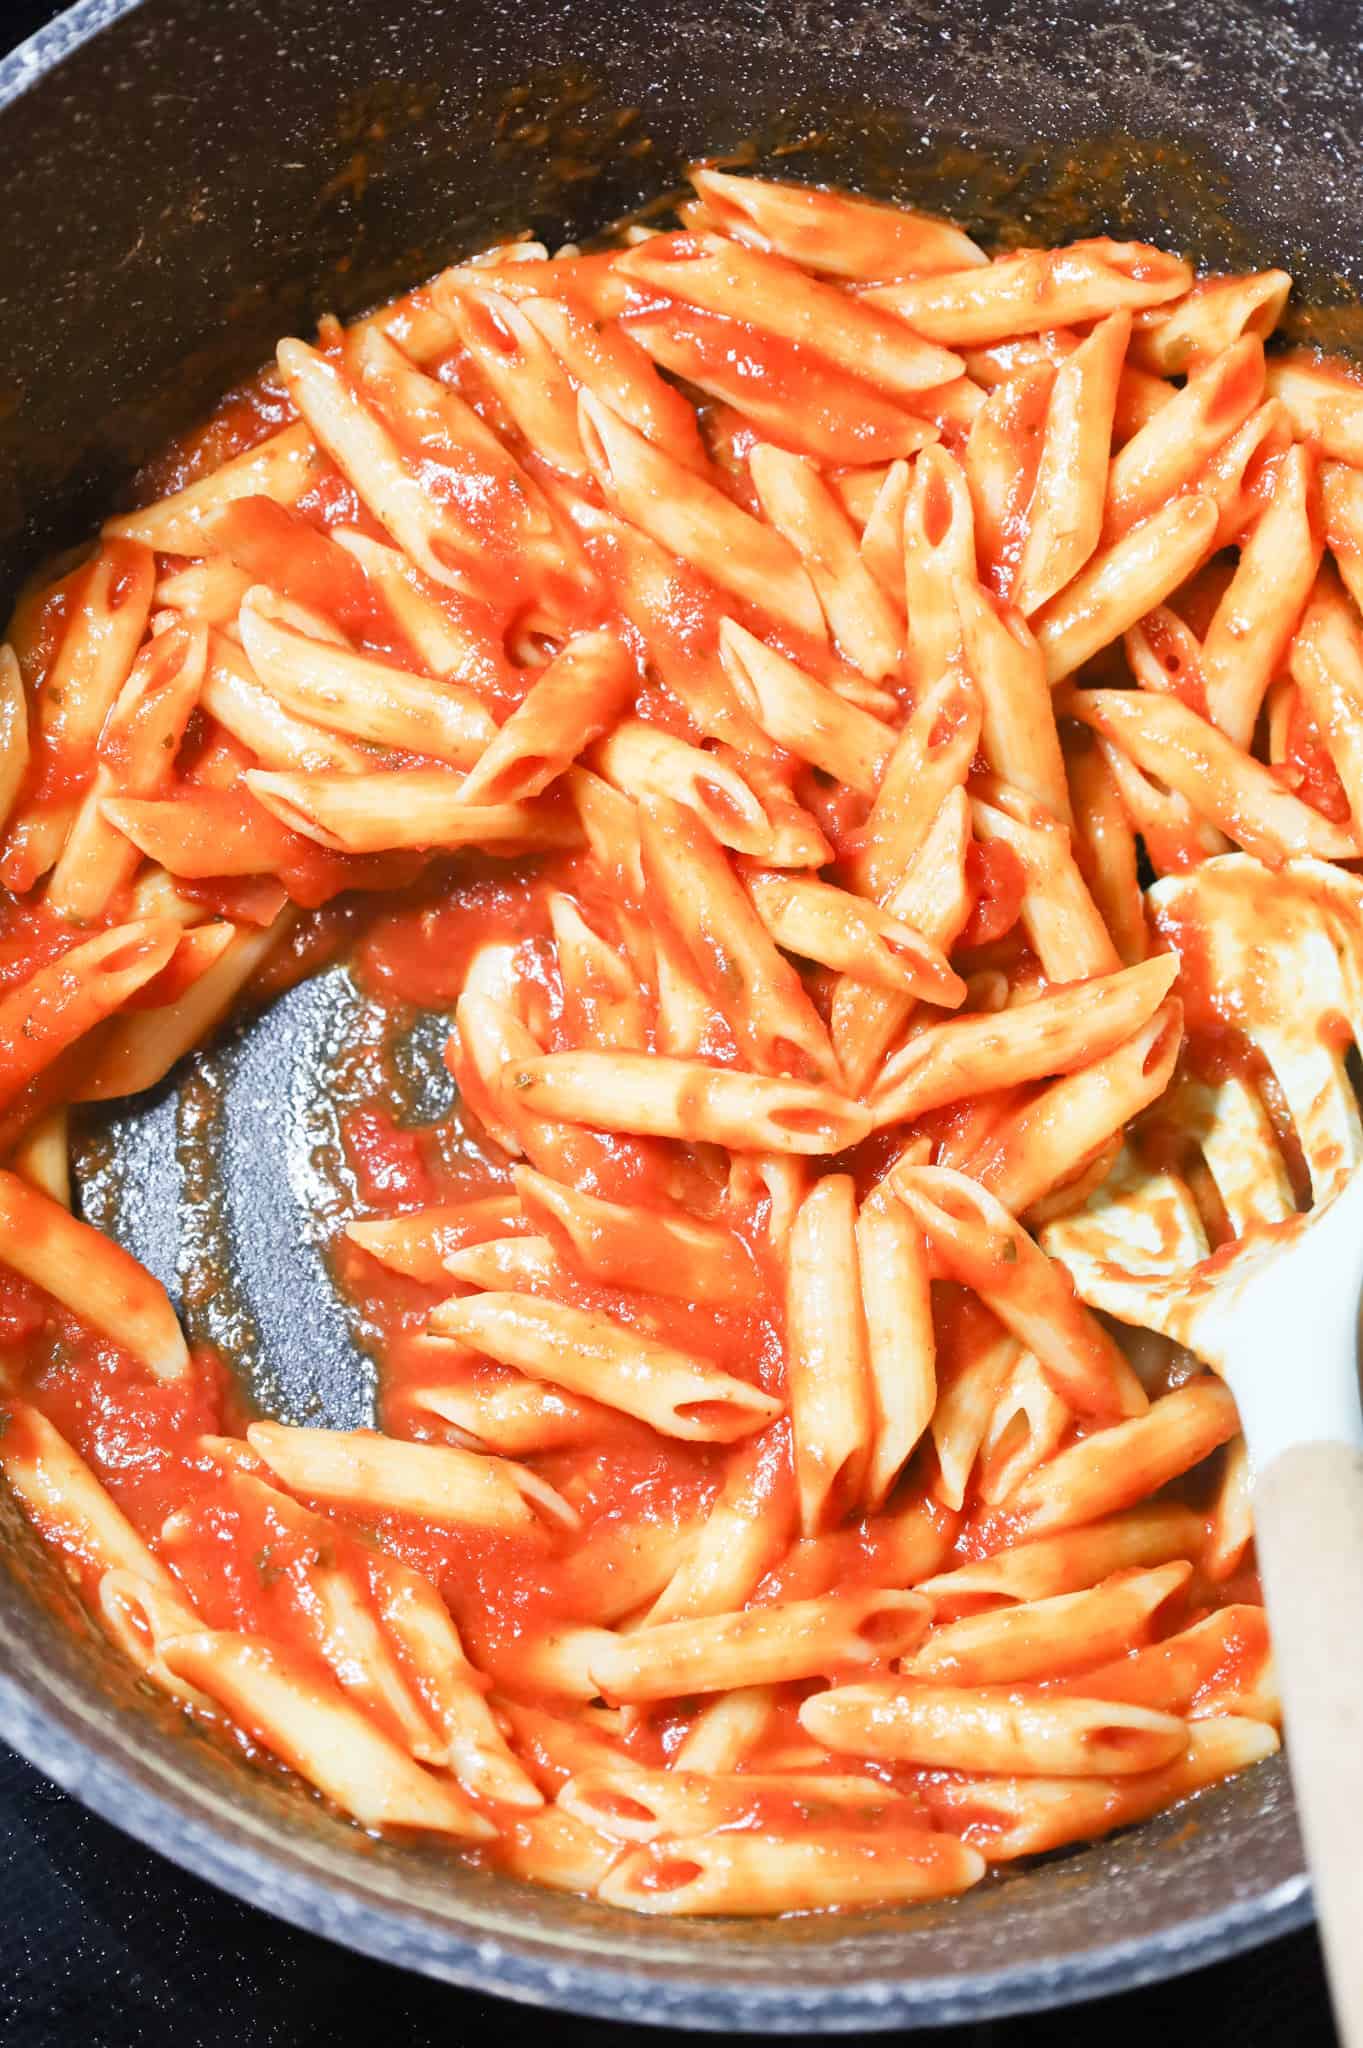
[2,0,1352,2026]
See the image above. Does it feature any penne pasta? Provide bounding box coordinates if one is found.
[924,1717,1278,1859]
[1069,687,1358,862]
[786,1175,874,1534]
[512,1165,760,1308]
[1002,1376,1240,1537]
[639,794,838,1083]
[870,954,1178,1124]
[892,1167,1148,1420]
[863,239,1192,346]
[578,391,824,641]
[159,1629,495,1837]
[618,231,964,396]
[748,443,903,679]
[497,1051,870,1154]
[1034,493,1218,685]
[0,1172,188,1380]
[429,1292,783,1443]
[0,1401,180,1592]
[802,1677,1189,1775]
[686,167,988,279]
[245,1421,579,1535]
[902,1562,1191,1684]
[597,1824,985,1914]
[1011,312,1130,616]
[239,585,495,764]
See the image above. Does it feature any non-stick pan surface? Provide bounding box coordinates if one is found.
[3,0,1355,2026]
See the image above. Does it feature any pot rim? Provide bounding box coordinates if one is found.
[0,1665,1314,2030]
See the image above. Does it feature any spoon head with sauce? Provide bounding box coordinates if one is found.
[1041,854,1363,1454]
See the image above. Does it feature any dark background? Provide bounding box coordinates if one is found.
[0,1,1342,2043]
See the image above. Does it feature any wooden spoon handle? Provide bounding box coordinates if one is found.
[1256,1440,1363,2047]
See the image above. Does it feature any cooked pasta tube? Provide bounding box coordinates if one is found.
[831,787,973,1095]
[497,1052,871,1154]
[1003,1377,1240,1536]
[396,1364,609,1458]
[456,630,635,805]
[744,870,964,1005]
[851,669,982,902]
[625,303,938,465]
[891,1168,1147,1421]
[1265,352,1363,466]
[1034,493,1218,685]
[1201,443,1321,747]
[346,1194,526,1285]
[10,1104,71,1209]
[495,1809,625,1893]
[597,1825,985,1914]
[158,1629,495,1838]
[1054,1605,1278,1724]
[1011,311,1130,616]
[0,918,181,1111]
[364,1550,542,1805]
[104,422,325,554]
[862,239,1192,346]
[245,1421,579,1535]
[856,1197,936,1509]
[900,445,976,684]
[916,1504,1204,1612]
[800,1678,1189,1775]
[923,1718,1278,1860]
[1103,336,1265,539]
[686,166,988,279]
[1132,271,1292,375]
[1069,687,1358,861]
[512,1166,760,1308]
[0,1402,181,1592]
[870,954,1178,1124]
[639,794,838,1083]
[561,1763,911,1843]
[200,631,368,773]
[954,577,1069,822]
[1290,570,1363,834]
[47,622,207,920]
[717,619,895,793]
[672,1687,779,1773]
[1063,726,1146,966]
[961,1000,1184,1216]
[0,1175,188,1380]
[74,911,293,1103]
[429,1292,782,1443]
[902,1562,1191,1685]
[617,232,964,396]
[970,784,1121,979]
[440,1235,561,1291]
[786,1176,874,1534]
[642,1433,796,1625]
[564,1586,930,1704]
[589,717,828,866]
[97,1570,210,1704]
[0,644,29,834]
[239,586,495,763]
[748,443,903,679]
[578,391,824,641]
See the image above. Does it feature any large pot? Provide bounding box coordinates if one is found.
[0,0,1348,2028]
